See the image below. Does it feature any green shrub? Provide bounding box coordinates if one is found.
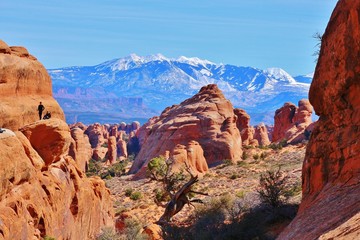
[147,156,168,179]
[253,154,260,160]
[153,189,169,203]
[258,145,268,150]
[130,191,142,200]
[223,159,233,166]
[44,236,56,240]
[235,190,246,199]
[96,227,120,240]
[242,151,248,160]
[125,188,133,197]
[119,218,148,240]
[284,181,302,197]
[230,174,238,180]
[257,168,290,207]
[260,152,268,160]
[100,160,128,179]
[86,158,102,177]
[147,156,186,196]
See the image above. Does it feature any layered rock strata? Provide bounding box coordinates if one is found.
[130,84,242,176]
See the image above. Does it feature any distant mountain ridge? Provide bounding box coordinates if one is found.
[49,54,313,125]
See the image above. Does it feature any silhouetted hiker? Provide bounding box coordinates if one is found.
[37,102,45,120]
[43,111,51,120]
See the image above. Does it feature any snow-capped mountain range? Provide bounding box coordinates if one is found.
[49,54,313,125]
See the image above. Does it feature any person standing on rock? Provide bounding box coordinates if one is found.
[37,102,45,120]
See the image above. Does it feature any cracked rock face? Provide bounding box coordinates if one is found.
[130,84,242,177]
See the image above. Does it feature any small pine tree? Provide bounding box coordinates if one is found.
[257,168,290,208]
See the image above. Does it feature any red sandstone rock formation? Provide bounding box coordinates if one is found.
[106,136,117,165]
[69,127,92,172]
[272,99,313,144]
[0,119,113,239]
[253,123,271,146]
[234,108,254,145]
[279,0,360,238]
[130,84,242,176]
[117,136,128,161]
[70,122,88,131]
[119,121,141,133]
[85,123,107,148]
[0,40,65,130]
[171,141,209,176]
[83,122,143,162]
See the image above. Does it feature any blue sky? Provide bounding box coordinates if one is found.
[1,0,338,75]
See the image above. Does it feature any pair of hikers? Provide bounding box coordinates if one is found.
[38,102,51,120]
[0,102,50,133]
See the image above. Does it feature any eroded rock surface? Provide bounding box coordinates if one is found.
[273,99,313,144]
[0,119,113,240]
[130,84,242,176]
[279,0,360,238]
[0,40,65,130]
[234,108,255,145]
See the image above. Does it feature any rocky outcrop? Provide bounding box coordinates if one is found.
[253,123,271,146]
[0,40,65,130]
[20,119,72,166]
[106,136,117,165]
[69,127,92,172]
[234,108,254,145]
[129,84,242,176]
[85,123,107,149]
[171,141,209,175]
[117,134,128,161]
[279,0,360,238]
[0,119,113,240]
[119,121,141,134]
[272,99,313,144]
[83,122,142,162]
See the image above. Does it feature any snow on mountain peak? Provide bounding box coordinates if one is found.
[176,56,215,67]
[105,53,171,71]
[264,68,296,83]
[143,53,169,62]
